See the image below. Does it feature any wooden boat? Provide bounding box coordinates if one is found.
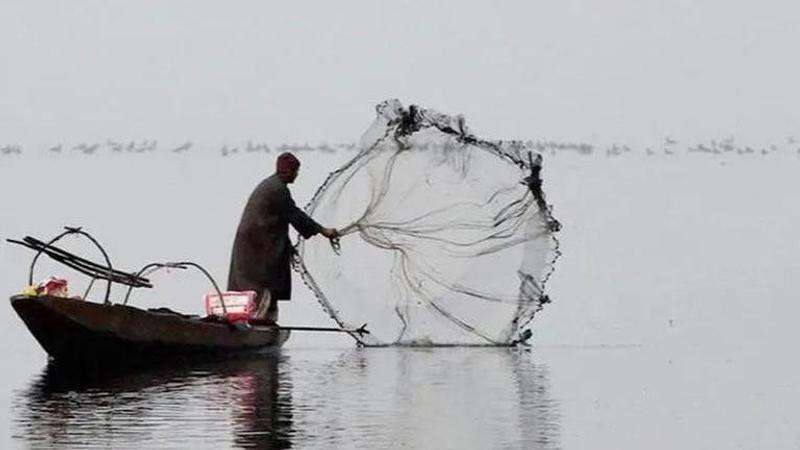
[6,227,296,367]
[8,227,367,365]
[11,294,290,366]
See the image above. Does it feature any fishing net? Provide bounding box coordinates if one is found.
[296,100,561,346]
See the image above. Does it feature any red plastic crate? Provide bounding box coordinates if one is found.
[204,290,256,323]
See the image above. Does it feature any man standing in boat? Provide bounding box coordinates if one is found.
[228,152,338,322]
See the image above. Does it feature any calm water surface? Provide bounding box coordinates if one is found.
[8,341,797,449]
[9,347,559,449]
[3,154,800,448]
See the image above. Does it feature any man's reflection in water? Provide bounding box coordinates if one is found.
[13,352,294,449]
[231,353,293,449]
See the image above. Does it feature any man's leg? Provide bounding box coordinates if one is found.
[266,297,279,323]
[254,290,276,322]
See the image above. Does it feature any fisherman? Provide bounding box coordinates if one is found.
[227,152,338,322]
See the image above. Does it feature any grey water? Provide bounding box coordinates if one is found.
[8,348,557,449]
[2,151,800,448]
[4,0,800,446]
[5,339,798,449]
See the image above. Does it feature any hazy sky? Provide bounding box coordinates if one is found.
[2,1,798,146]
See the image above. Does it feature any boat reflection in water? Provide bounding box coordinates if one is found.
[14,351,293,449]
[14,348,559,449]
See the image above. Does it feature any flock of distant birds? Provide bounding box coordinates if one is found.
[0,140,353,157]
[1,137,799,157]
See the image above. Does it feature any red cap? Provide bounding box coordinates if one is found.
[276,152,300,176]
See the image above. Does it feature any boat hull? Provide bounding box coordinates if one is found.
[10,295,290,367]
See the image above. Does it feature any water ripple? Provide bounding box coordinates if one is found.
[13,348,559,449]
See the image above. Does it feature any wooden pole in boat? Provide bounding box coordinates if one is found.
[275,324,370,337]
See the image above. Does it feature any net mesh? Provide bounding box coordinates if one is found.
[296,100,561,346]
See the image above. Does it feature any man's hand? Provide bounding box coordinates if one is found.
[321,227,342,254]
[320,227,339,239]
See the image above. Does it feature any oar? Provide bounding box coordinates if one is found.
[276,323,370,337]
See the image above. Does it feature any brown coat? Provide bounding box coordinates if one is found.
[227,173,322,301]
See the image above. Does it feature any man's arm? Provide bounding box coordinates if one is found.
[282,186,338,240]
[285,195,323,239]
